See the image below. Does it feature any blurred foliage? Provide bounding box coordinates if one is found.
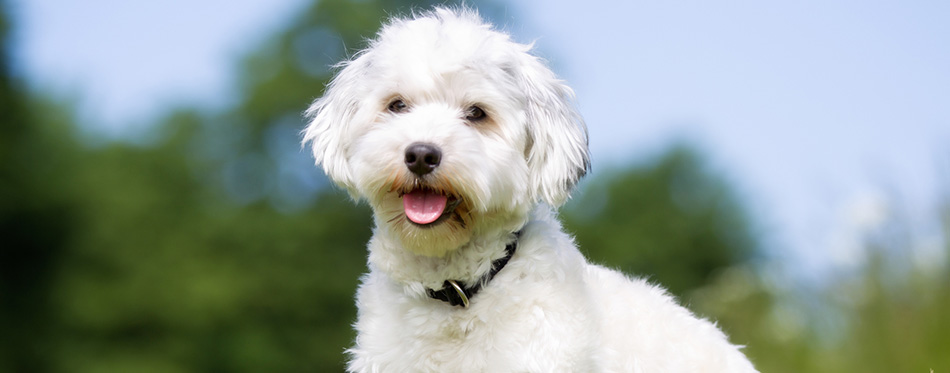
[562,145,759,297]
[691,207,950,372]
[2,6,79,371]
[2,0,950,372]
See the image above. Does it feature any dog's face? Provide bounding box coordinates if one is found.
[304,8,589,257]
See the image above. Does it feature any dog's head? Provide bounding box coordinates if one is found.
[303,8,589,257]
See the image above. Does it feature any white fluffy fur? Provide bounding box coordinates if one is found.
[304,7,757,372]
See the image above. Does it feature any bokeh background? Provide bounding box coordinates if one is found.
[3,0,949,371]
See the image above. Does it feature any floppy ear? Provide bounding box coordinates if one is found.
[516,52,591,207]
[302,55,371,195]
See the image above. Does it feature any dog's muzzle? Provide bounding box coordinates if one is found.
[400,142,462,226]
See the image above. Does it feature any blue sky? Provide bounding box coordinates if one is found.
[12,0,950,281]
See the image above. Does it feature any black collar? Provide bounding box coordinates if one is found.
[426,231,521,308]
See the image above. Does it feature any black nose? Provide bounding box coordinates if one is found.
[404,143,442,176]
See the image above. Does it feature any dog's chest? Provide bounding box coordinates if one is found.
[353,290,600,372]
[384,309,536,371]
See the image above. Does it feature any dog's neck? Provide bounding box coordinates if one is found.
[425,230,520,307]
[367,208,529,297]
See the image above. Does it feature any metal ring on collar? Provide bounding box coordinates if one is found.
[446,280,470,308]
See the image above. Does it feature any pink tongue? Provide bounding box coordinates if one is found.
[403,190,448,224]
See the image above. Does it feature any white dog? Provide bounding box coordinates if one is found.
[304,7,757,372]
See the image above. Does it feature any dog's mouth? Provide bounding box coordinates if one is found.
[400,187,462,227]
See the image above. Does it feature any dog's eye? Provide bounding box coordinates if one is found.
[388,99,408,114]
[465,106,487,122]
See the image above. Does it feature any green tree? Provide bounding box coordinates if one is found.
[563,144,759,297]
[0,4,81,371]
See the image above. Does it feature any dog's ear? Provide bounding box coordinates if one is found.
[515,52,591,207]
[302,56,371,196]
